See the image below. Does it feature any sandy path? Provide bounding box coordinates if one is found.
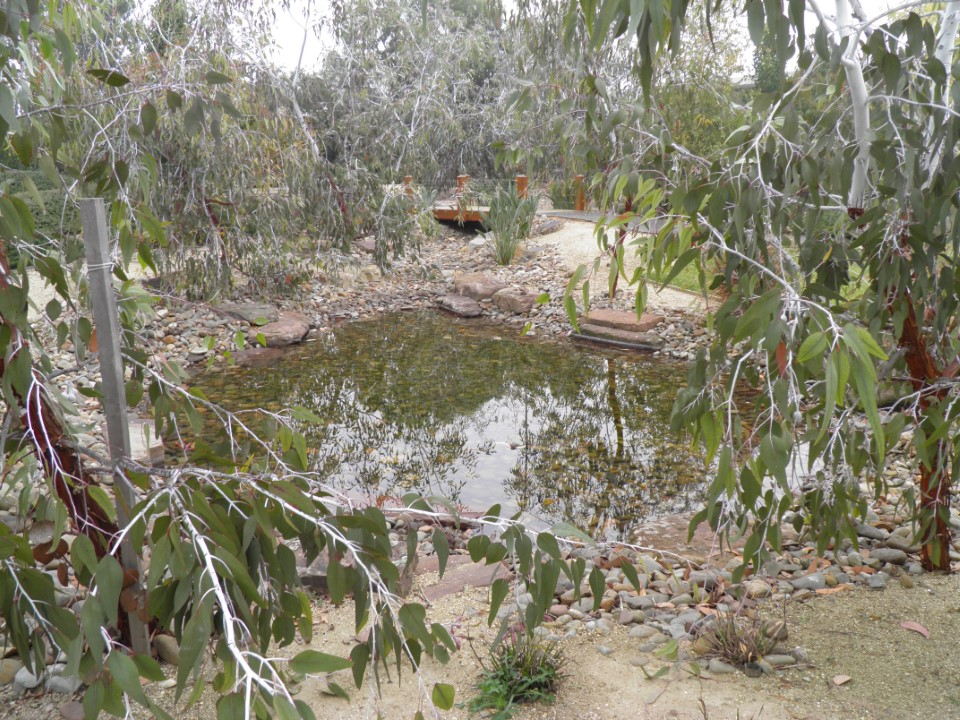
[536,220,719,315]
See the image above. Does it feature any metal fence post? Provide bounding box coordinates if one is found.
[80,198,150,656]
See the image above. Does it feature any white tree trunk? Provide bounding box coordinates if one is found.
[923,0,960,182]
[836,0,871,211]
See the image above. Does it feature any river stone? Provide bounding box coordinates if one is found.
[216,302,279,326]
[883,534,917,552]
[708,659,736,674]
[59,701,84,720]
[744,579,771,599]
[625,594,655,611]
[868,572,889,590]
[764,654,796,667]
[13,665,42,694]
[872,548,907,564]
[453,272,507,300]
[790,572,826,591]
[437,294,482,317]
[618,609,638,625]
[250,312,310,347]
[549,604,568,617]
[629,625,659,639]
[46,673,81,694]
[856,523,889,541]
[597,645,615,656]
[153,634,181,666]
[0,658,22,684]
[492,288,538,314]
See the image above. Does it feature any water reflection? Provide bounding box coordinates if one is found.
[191,312,706,539]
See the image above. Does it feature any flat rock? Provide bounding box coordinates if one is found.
[492,287,538,314]
[216,302,279,326]
[437,294,482,317]
[453,272,507,301]
[249,311,310,347]
[576,322,664,350]
[582,309,664,333]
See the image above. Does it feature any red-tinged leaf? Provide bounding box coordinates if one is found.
[775,341,788,376]
[696,605,717,616]
[899,620,929,638]
[832,674,852,686]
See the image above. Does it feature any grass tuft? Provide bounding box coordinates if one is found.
[468,633,565,719]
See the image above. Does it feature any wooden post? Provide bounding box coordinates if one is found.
[80,198,150,656]
[456,174,470,196]
[575,174,586,212]
[402,175,414,199]
[515,174,529,199]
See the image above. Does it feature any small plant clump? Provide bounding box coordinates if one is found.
[697,612,781,667]
[481,187,538,265]
[468,633,566,719]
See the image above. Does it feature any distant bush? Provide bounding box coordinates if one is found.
[546,177,579,210]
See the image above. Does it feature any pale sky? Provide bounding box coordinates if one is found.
[268,0,909,73]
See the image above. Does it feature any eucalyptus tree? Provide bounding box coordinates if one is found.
[569,0,960,571]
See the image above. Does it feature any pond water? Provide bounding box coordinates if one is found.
[190,311,707,540]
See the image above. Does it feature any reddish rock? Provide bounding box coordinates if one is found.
[249,311,310,347]
[454,272,507,301]
[492,287,539,314]
[582,308,664,333]
[437,294,482,317]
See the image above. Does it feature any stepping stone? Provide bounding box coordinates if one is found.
[437,294,482,317]
[453,272,507,300]
[249,311,310,347]
[582,309,664,333]
[215,302,279,326]
[576,322,664,350]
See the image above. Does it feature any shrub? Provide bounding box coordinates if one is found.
[546,177,578,209]
[481,187,537,265]
[468,633,565,719]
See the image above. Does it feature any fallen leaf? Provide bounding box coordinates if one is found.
[696,605,718,616]
[832,675,852,686]
[900,620,930,638]
[815,584,853,595]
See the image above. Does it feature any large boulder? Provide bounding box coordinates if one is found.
[493,287,539,314]
[437,294,482,318]
[249,311,310,347]
[453,272,507,301]
[215,302,279,326]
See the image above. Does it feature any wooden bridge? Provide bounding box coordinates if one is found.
[401,173,588,224]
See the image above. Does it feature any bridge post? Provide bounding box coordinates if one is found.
[515,174,528,198]
[402,175,414,199]
[575,174,586,211]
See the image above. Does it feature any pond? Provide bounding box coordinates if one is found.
[189,311,707,540]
